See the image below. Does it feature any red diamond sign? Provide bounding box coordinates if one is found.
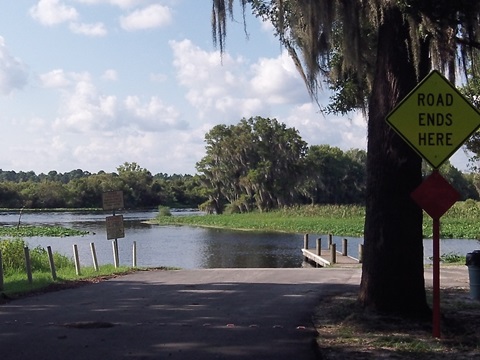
[411,171,460,219]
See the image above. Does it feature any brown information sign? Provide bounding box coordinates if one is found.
[102,190,124,211]
[106,215,125,240]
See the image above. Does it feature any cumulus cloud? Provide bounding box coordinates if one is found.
[0,37,28,95]
[29,0,79,26]
[54,73,119,133]
[170,39,312,122]
[39,69,70,88]
[170,38,366,153]
[171,39,253,120]
[283,103,367,149]
[124,95,185,131]
[45,70,184,135]
[250,51,308,104]
[120,4,172,31]
[70,22,107,36]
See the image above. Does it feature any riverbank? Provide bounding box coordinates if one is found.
[154,203,480,239]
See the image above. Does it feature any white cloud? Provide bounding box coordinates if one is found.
[250,51,307,104]
[124,95,185,130]
[70,22,108,36]
[170,38,366,154]
[102,69,118,81]
[120,4,172,31]
[283,103,367,150]
[29,0,79,26]
[0,37,28,95]
[53,73,118,133]
[40,69,70,88]
[46,70,184,135]
[170,39,311,122]
[171,39,254,120]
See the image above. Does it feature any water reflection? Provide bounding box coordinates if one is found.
[199,229,303,268]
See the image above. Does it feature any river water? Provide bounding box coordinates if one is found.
[1,210,479,269]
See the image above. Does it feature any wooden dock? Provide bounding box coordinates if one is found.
[302,248,360,267]
[301,234,362,268]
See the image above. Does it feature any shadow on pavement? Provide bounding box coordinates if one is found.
[0,269,360,360]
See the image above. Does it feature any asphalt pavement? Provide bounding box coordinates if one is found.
[0,266,469,360]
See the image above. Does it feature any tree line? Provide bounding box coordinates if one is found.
[0,117,476,211]
[0,162,206,209]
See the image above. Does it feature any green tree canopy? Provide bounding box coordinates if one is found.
[197,116,307,213]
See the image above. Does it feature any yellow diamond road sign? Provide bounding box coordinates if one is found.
[386,70,480,168]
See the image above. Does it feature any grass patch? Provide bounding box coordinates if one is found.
[1,265,135,299]
[153,202,480,239]
[154,205,366,236]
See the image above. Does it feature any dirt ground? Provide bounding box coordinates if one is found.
[313,288,480,359]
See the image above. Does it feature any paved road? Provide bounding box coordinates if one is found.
[0,267,468,360]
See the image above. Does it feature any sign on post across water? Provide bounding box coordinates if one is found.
[103,190,125,268]
[386,70,480,168]
[106,215,125,240]
[102,190,124,212]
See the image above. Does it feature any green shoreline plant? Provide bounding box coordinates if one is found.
[154,203,480,239]
[0,226,89,238]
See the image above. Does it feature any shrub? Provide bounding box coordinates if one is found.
[158,205,172,217]
[0,238,73,274]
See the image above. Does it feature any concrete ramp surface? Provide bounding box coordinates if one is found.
[0,268,362,360]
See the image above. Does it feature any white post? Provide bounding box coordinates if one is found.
[90,243,99,271]
[112,240,119,268]
[132,241,137,268]
[73,244,81,276]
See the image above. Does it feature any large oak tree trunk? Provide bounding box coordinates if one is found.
[359,7,430,317]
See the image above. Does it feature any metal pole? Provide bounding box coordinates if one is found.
[133,241,137,268]
[112,240,119,268]
[432,218,441,338]
[47,246,57,281]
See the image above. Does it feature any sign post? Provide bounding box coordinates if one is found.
[410,171,460,337]
[102,191,125,268]
[386,70,480,337]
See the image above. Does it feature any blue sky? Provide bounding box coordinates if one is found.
[0,1,470,175]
